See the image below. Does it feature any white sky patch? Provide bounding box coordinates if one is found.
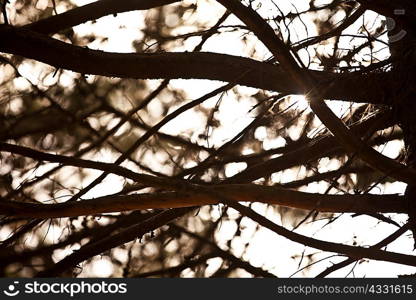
[17,61,44,85]
[224,162,247,177]
[215,219,238,242]
[170,79,224,103]
[74,12,144,52]
[53,245,81,264]
[254,126,267,140]
[0,226,15,243]
[263,136,286,150]
[376,139,404,159]
[241,147,255,155]
[204,257,225,276]
[72,0,96,6]
[12,76,31,91]
[290,95,310,112]
[162,107,206,136]
[36,0,49,10]
[206,93,257,147]
[88,257,115,277]
[7,97,23,115]
[58,70,76,88]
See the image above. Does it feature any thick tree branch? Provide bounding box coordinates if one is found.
[0,24,390,104]
[1,141,408,218]
[0,185,406,218]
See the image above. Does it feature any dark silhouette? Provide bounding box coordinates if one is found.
[0,0,415,277]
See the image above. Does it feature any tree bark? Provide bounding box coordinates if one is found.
[389,21,416,247]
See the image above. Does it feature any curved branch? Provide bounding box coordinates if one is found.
[227,201,416,267]
[316,223,411,277]
[23,0,179,34]
[0,25,388,104]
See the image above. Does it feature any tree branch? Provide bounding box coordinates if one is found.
[226,201,416,267]
[0,183,407,218]
[0,142,186,190]
[0,25,389,104]
[23,0,180,35]
[36,207,193,276]
[316,223,411,277]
